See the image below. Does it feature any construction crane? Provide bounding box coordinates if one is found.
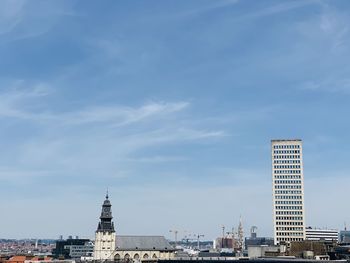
[182,231,194,248]
[196,234,204,250]
[221,225,225,238]
[169,229,179,247]
[238,216,244,251]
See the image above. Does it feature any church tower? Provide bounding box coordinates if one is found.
[93,193,116,260]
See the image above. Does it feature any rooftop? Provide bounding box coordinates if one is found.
[271,139,302,142]
[115,236,175,251]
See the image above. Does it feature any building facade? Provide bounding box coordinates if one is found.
[113,236,175,261]
[52,238,92,259]
[339,230,350,244]
[271,139,305,244]
[305,227,338,242]
[93,194,176,262]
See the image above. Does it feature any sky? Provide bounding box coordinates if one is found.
[0,0,350,241]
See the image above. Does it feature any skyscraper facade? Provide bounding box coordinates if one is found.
[271,139,305,244]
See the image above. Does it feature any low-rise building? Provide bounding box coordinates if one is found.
[245,237,274,250]
[247,245,280,258]
[52,238,93,259]
[305,227,338,242]
[339,230,350,244]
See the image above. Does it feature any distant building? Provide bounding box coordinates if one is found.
[271,139,305,244]
[93,193,176,261]
[214,237,234,250]
[25,258,73,263]
[245,226,274,250]
[289,241,327,258]
[305,227,338,242]
[6,256,74,263]
[6,256,28,263]
[245,237,274,249]
[339,230,350,244]
[247,245,280,258]
[52,238,93,259]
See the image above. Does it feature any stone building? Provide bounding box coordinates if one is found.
[93,193,116,260]
[93,194,176,261]
[114,235,175,261]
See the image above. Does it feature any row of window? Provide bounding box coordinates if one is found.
[276,216,303,220]
[274,180,302,184]
[276,227,303,231]
[274,165,301,169]
[276,232,303,236]
[275,201,303,205]
[275,195,302,199]
[274,175,301,179]
[275,184,301,189]
[273,150,300,154]
[274,160,301,164]
[273,145,300,149]
[274,170,301,174]
[275,221,303,225]
[275,190,302,194]
[114,253,158,260]
[275,185,302,189]
[277,237,303,242]
[273,155,300,159]
[276,211,303,215]
[275,206,303,210]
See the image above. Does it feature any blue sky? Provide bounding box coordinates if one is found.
[0,0,350,240]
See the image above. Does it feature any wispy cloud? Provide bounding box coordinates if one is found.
[68,101,189,126]
[300,76,350,94]
[0,84,227,184]
[0,0,25,35]
[0,0,76,41]
[174,0,239,18]
[245,1,315,19]
[318,4,349,53]
[0,84,189,125]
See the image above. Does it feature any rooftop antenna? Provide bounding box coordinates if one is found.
[345,222,347,231]
[106,188,109,199]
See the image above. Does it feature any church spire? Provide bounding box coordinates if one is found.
[96,193,115,233]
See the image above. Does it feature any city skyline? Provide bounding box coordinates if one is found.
[0,0,350,240]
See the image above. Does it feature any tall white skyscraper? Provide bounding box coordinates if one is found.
[271,139,305,244]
